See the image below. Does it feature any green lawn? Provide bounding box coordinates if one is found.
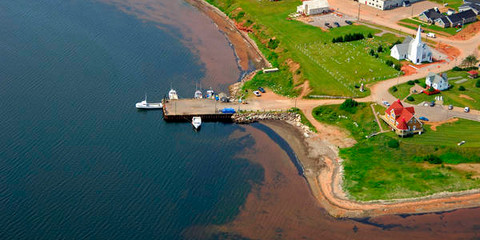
[429,0,464,10]
[399,18,460,36]
[391,70,480,110]
[206,0,401,97]
[313,101,480,201]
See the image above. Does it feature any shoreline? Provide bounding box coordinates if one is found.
[261,119,480,218]
[188,0,480,218]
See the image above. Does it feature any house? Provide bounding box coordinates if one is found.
[460,0,480,15]
[419,8,443,23]
[390,26,432,65]
[360,0,420,10]
[447,9,456,15]
[381,100,423,136]
[446,9,477,27]
[297,0,330,15]
[435,16,451,28]
[468,70,479,78]
[425,72,449,91]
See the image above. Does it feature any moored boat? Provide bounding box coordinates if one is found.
[168,89,178,100]
[192,116,201,130]
[135,94,162,109]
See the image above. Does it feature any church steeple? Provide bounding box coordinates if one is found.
[413,25,422,44]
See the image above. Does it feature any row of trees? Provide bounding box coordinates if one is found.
[332,33,366,43]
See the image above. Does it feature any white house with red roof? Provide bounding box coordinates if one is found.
[380,100,423,136]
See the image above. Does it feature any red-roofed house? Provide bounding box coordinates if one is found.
[468,70,478,79]
[381,100,423,136]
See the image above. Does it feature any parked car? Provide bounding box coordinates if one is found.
[258,87,266,93]
[334,22,340,27]
[324,22,330,26]
[253,91,261,97]
[345,20,352,25]
[448,104,453,110]
[419,116,429,121]
[430,101,435,107]
[426,33,436,38]
[465,107,470,113]
[458,140,466,146]
[382,101,390,106]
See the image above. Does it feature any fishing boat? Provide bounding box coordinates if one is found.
[206,88,214,99]
[135,94,162,109]
[194,90,202,99]
[192,116,202,130]
[168,89,178,100]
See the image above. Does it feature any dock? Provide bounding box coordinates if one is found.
[162,99,245,122]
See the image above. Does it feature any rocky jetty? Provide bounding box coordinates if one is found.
[232,111,314,136]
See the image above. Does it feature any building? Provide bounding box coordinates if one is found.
[447,9,477,27]
[360,0,419,10]
[459,0,480,15]
[381,100,423,136]
[425,72,449,91]
[468,70,479,78]
[418,8,443,23]
[297,0,330,15]
[390,26,432,65]
[435,16,451,28]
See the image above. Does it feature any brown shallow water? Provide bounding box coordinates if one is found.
[99,0,241,91]
[186,123,480,240]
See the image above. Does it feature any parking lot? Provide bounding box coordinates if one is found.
[307,12,358,29]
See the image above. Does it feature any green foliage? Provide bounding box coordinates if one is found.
[394,64,402,71]
[386,60,393,67]
[453,66,463,71]
[423,155,443,164]
[420,82,427,88]
[367,32,373,38]
[377,45,383,53]
[476,79,480,88]
[243,71,297,97]
[387,139,399,148]
[428,87,436,92]
[369,49,374,56]
[289,108,317,132]
[459,86,466,91]
[407,80,415,85]
[267,38,280,49]
[392,86,398,92]
[234,11,245,21]
[407,96,415,101]
[414,79,420,83]
[340,99,359,113]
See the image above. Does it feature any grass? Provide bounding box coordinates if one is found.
[390,69,480,110]
[429,0,464,10]
[205,0,402,97]
[313,101,480,201]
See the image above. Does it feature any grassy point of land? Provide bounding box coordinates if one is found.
[313,101,480,201]
[206,0,402,97]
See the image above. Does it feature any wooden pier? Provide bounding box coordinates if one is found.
[162,99,244,122]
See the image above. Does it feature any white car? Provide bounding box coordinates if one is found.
[458,141,466,146]
[426,33,436,38]
[465,107,470,113]
[253,90,261,97]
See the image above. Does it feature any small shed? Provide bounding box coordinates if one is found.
[468,70,478,79]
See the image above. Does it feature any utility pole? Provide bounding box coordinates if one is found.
[411,4,413,17]
[357,2,361,21]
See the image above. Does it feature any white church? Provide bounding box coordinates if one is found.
[390,26,432,65]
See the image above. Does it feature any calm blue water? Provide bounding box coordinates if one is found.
[0,0,263,239]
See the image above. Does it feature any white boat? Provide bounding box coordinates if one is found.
[136,94,162,109]
[192,116,202,129]
[168,89,178,100]
[194,90,202,99]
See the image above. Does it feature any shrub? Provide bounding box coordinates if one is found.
[423,154,442,164]
[267,38,280,49]
[476,79,480,88]
[387,139,400,148]
[377,45,383,53]
[420,82,427,88]
[374,54,379,58]
[407,96,414,101]
[340,99,359,113]
[367,33,373,38]
[459,86,466,91]
[394,64,401,71]
[428,87,436,92]
[414,79,420,83]
[392,86,398,92]
[369,49,375,56]
[386,60,394,67]
[453,66,463,71]
[407,80,415,85]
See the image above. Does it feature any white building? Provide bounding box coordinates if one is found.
[426,72,449,91]
[360,0,420,10]
[297,0,330,15]
[390,26,432,65]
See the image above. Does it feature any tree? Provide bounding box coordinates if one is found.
[392,86,398,92]
[476,79,480,88]
[377,45,383,53]
[367,32,373,38]
[407,96,415,101]
[340,99,359,113]
[369,49,375,56]
[386,60,394,67]
[462,54,478,68]
[459,86,466,91]
[424,155,442,164]
[387,139,399,148]
[407,80,415,85]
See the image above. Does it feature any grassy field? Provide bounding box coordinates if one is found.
[313,101,480,201]
[390,69,480,110]
[429,0,464,10]
[205,0,401,97]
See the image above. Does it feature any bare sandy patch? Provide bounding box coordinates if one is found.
[460,94,475,101]
[423,118,459,131]
[448,163,480,179]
